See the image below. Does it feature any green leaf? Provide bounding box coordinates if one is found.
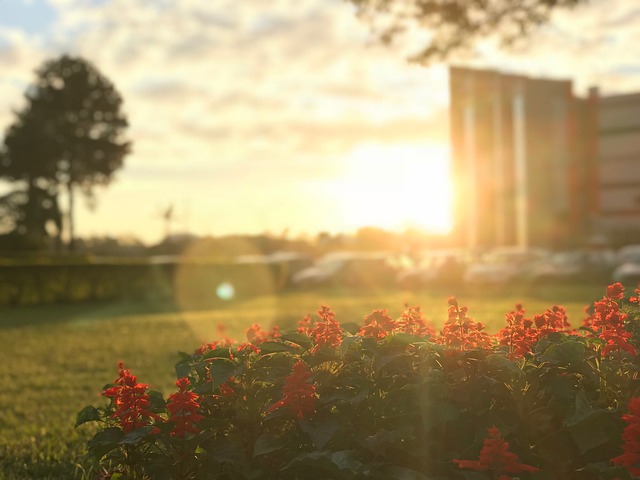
[284,450,364,476]
[75,405,101,427]
[420,402,460,431]
[203,435,249,467]
[177,351,192,361]
[119,425,157,445]
[364,429,397,450]
[375,350,410,373]
[175,360,192,379]
[458,472,490,480]
[148,390,166,413]
[578,461,630,477]
[539,339,588,373]
[209,359,241,389]
[386,333,425,347]
[252,432,285,457]
[486,353,522,375]
[253,351,294,372]
[564,390,596,427]
[569,414,616,455]
[87,427,123,460]
[259,341,299,354]
[299,414,340,450]
[565,390,618,455]
[203,347,233,360]
[339,335,361,356]
[340,322,361,335]
[380,465,433,480]
[279,332,313,349]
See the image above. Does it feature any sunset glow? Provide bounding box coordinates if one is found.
[335,142,452,233]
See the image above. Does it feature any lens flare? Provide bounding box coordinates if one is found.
[216,282,235,301]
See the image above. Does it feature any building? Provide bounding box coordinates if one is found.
[597,92,640,244]
[449,67,599,249]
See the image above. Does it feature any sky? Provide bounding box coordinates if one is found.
[1,0,640,245]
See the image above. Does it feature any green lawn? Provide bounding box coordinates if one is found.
[0,283,608,479]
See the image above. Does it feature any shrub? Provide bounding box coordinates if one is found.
[78,284,640,479]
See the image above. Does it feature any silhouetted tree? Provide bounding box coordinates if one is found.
[347,0,586,63]
[0,186,62,250]
[0,54,131,250]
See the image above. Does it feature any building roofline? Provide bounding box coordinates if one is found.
[599,91,640,105]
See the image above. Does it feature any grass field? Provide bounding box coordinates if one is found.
[0,282,609,479]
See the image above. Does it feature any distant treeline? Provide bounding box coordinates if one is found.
[0,258,305,307]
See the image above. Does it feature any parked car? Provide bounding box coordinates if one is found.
[612,245,640,287]
[530,248,615,283]
[397,248,472,288]
[615,245,640,266]
[291,252,397,289]
[235,251,313,288]
[464,247,549,285]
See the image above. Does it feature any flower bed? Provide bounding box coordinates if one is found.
[78,284,640,479]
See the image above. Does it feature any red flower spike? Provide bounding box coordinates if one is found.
[310,306,343,353]
[394,305,434,338]
[612,397,640,476]
[608,282,625,300]
[266,360,317,419]
[453,427,539,475]
[438,301,492,351]
[167,377,204,437]
[297,314,313,335]
[630,288,640,304]
[359,309,396,340]
[245,323,281,345]
[103,363,162,433]
[584,284,636,357]
[246,323,269,345]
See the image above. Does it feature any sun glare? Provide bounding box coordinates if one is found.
[335,142,452,233]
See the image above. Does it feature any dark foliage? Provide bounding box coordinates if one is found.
[347,0,587,63]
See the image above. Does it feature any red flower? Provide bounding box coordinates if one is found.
[167,377,204,437]
[497,304,572,359]
[394,305,434,338]
[608,282,625,300]
[496,306,537,359]
[194,325,236,356]
[103,363,162,433]
[237,342,260,354]
[266,360,317,419]
[612,397,640,476]
[438,299,492,351]
[310,306,342,353]
[454,427,539,475]
[245,323,280,345]
[359,309,396,340]
[584,284,636,357]
[297,314,313,335]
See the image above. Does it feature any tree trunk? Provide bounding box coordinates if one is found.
[67,181,75,252]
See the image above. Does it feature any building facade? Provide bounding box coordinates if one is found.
[597,92,640,243]
[449,67,599,249]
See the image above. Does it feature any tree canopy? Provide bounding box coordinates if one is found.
[347,0,587,63]
[0,54,130,250]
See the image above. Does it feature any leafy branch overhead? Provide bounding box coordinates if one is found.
[346,0,588,63]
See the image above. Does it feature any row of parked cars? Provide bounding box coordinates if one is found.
[397,247,617,287]
[277,244,640,290]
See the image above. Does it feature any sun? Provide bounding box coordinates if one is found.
[335,142,452,233]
